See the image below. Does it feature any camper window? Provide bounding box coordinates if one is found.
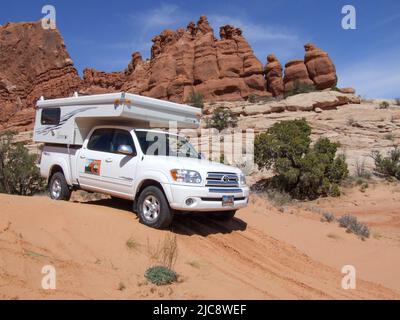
[41,108,61,125]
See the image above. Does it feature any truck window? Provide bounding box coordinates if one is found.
[135,130,199,158]
[87,128,114,153]
[41,108,61,125]
[111,129,136,154]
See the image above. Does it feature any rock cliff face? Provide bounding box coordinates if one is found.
[0,16,341,131]
[0,21,81,130]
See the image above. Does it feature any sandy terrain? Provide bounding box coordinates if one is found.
[1,182,399,300]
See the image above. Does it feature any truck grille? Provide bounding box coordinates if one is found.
[205,172,239,188]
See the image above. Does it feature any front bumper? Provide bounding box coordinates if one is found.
[164,183,250,212]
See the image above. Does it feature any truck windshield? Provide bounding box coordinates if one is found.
[135,130,200,159]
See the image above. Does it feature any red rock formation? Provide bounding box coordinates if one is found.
[283,60,314,93]
[0,21,81,130]
[265,54,284,97]
[304,43,337,90]
[0,17,341,131]
[81,16,269,102]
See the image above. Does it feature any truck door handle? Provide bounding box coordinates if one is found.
[80,155,86,159]
[105,158,113,163]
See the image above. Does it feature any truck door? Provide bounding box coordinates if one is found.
[77,128,114,192]
[101,129,139,197]
[77,128,138,199]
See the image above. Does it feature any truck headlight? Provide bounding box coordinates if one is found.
[170,169,202,184]
[239,173,246,186]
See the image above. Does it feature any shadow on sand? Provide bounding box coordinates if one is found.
[76,198,247,237]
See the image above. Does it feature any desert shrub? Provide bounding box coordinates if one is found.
[0,131,45,196]
[322,212,335,223]
[145,234,179,285]
[384,133,395,141]
[379,101,390,109]
[338,214,357,228]
[145,266,178,286]
[338,214,370,239]
[284,80,316,98]
[371,146,400,180]
[395,98,400,106]
[248,93,257,103]
[147,233,178,269]
[265,189,292,207]
[205,106,238,131]
[254,119,348,200]
[355,158,371,179]
[187,91,204,109]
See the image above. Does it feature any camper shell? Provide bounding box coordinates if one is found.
[33,92,201,145]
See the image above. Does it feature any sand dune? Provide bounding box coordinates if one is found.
[0,186,399,300]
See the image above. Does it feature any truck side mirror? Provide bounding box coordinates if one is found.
[117,145,136,156]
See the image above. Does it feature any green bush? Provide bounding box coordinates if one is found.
[254,119,348,200]
[145,266,178,286]
[206,106,238,131]
[187,91,204,109]
[248,93,257,103]
[0,131,45,196]
[285,80,316,98]
[371,146,400,180]
[379,101,390,109]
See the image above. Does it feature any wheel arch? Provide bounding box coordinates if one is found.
[133,178,172,212]
[48,160,71,185]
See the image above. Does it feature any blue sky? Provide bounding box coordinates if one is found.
[0,0,399,98]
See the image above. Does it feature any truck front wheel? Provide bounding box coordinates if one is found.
[137,186,173,229]
[49,172,71,201]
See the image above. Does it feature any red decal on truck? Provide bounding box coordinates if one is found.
[85,159,101,175]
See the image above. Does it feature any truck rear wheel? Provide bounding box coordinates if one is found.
[137,186,173,229]
[211,210,237,221]
[49,172,71,201]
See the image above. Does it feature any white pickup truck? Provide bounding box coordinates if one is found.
[34,93,249,229]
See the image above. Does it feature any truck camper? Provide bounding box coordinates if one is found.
[34,92,249,229]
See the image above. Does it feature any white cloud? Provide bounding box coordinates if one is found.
[338,48,400,98]
[134,3,189,32]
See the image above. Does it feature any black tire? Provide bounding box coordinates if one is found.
[49,172,71,201]
[137,186,173,229]
[210,210,237,221]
